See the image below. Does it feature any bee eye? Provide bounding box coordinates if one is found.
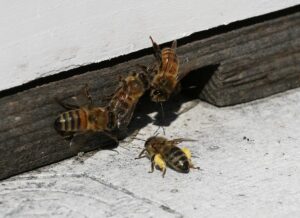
[153,90,160,95]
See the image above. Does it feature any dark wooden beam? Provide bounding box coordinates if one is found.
[0,10,299,180]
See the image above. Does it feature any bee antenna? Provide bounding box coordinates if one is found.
[149,36,161,60]
[171,40,177,50]
[149,36,154,44]
[153,102,166,136]
[160,102,166,135]
[132,137,146,142]
[160,102,164,120]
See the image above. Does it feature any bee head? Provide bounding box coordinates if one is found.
[144,136,166,153]
[144,136,159,154]
[144,136,156,148]
[150,89,168,102]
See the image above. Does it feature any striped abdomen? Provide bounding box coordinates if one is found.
[163,146,189,173]
[54,109,88,133]
[160,48,179,78]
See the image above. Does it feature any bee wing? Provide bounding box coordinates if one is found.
[55,85,91,110]
[70,132,117,153]
[169,138,197,145]
[63,84,94,108]
[54,97,79,110]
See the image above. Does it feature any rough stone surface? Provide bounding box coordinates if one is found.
[1,88,300,218]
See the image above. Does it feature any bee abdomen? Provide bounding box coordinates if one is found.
[166,147,189,173]
[54,110,84,132]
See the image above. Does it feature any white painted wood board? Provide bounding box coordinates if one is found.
[1,0,299,91]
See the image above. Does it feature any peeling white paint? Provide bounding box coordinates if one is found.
[0,0,299,91]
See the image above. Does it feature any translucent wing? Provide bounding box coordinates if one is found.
[117,102,137,130]
[168,138,197,146]
[56,84,93,110]
[69,132,118,154]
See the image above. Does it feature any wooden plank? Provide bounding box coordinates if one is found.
[0,11,300,180]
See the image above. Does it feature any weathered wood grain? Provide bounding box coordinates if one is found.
[0,11,300,180]
[178,12,300,106]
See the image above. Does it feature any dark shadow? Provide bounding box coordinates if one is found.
[125,64,219,133]
[52,63,220,156]
[70,132,119,154]
[65,132,120,163]
[180,64,219,98]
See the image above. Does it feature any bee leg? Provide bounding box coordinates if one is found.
[173,83,181,96]
[55,97,79,110]
[77,151,85,157]
[103,131,119,145]
[136,64,148,73]
[160,102,166,135]
[75,152,85,164]
[69,132,85,147]
[136,64,155,75]
[64,134,74,141]
[136,155,147,159]
[181,147,200,170]
[153,102,166,135]
[153,125,165,136]
[162,167,167,177]
[149,36,162,63]
[101,93,114,102]
[116,76,129,92]
[135,149,147,159]
[148,155,155,173]
[137,64,157,82]
[190,164,200,170]
[82,84,93,106]
[153,154,167,178]
[121,79,128,92]
[149,162,155,174]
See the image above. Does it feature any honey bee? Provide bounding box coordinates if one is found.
[148,36,181,103]
[108,71,150,131]
[136,136,199,177]
[54,86,118,144]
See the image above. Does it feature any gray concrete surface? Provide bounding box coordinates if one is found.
[1,88,300,218]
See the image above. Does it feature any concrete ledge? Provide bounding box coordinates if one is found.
[1,88,300,217]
